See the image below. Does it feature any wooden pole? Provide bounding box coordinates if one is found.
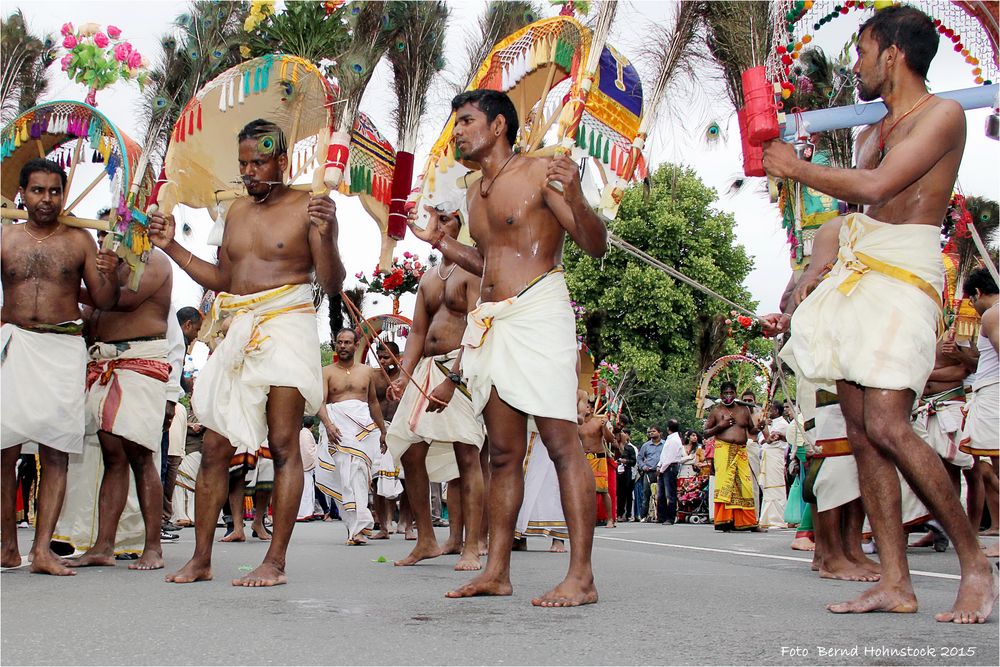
[63,138,86,198]
[64,170,108,212]
[0,207,111,231]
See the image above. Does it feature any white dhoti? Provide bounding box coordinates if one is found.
[298,468,316,520]
[316,400,378,540]
[810,389,929,525]
[781,214,943,395]
[515,432,567,540]
[758,442,788,528]
[53,433,158,556]
[386,350,485,483]
[959,381,999,457]
[913,387,974,468]
[462,269,578,423]
[171,451,201,525]
[374,448,403,500]
[86,338,171,450]
[246,455,274,492]
[192,284,323,455]
[1,323,87,454]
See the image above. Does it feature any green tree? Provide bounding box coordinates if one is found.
[564,163,757,430]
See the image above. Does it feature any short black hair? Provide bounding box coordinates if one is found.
[378,340,400,355]
[336,327,359,342]
[238,118,288,155]
[858,5,938,79]
[20,158,67,190]
[720,381,737,393]
[666,419,680,433]
[963,267,999,297]
[451,89,519,148]
[96,207,112,219]
[176,307,203,326]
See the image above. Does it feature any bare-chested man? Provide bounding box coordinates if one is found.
[408,89,605,606]
[1,158,119,575]
[67,225,174,571]
[704,382,760,532]
[150,118,344,586]
[371,341,407,540]
[761,6,995,622]
[580,403,615,528]
[315,328,387,545]
[387,208,485,571]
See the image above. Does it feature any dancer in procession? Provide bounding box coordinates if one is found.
[2,159,120,575]
[315,328,387,546]
[387,206,485,570]
[408,89,603,606]
[762,6,996,622]
[150,119,344,586]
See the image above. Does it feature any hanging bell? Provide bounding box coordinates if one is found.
[986,109,999,141]
[793,137,816,161]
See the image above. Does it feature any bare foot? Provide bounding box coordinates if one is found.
[30,549,77,576]
[1,546,23,568]
[370,530,390,540]
[981,527,999,537]
[549,539,567,553]
[405,525,417,540]
[446,573,513,598]
[478,541,488,557]
[65,549,116,568]
[531,575,598,607]
[986,542,999,558]
[454,550,482,571]
[935,567,998,624]
[219,528,246,543]
[827,583,918,614]
[791,536,816,551]
[251,526,272,541]
[439,538,462,556]
[847,552,882,576]
[128,550,164,571]
[165,558,212,583]
[819,557,881,582]
[909,532,936,548]
[232,561,287,587]
[346,534,368,546]
[394,542,442,566]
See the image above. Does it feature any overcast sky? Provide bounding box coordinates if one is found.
[12,1,999,352]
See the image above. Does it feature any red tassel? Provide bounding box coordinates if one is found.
[188,109,194,135]
[197,103,202,131]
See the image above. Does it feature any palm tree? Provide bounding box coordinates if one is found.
[0,10,56,124]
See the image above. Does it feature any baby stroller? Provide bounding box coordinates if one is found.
[676,476,710,524]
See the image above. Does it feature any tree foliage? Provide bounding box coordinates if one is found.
[564,163,757,430]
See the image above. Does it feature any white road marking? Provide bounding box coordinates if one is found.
[595,535,961,580]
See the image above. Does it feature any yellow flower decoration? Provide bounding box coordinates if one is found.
[239,44,251,58]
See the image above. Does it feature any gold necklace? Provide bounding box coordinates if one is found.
[479,152,517,198]
[437,261,457,281]
[23,224,60,243]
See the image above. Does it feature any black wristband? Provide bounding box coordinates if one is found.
[446,371,462,385]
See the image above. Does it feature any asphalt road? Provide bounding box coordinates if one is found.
[2,521,997,665]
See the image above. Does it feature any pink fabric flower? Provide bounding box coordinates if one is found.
[403,251,412,259]
[60,54,73,71]
[106,25,121,39]
[113,42,131,62]
[60,22,74,37]
[355,272,363,279]
[127,51,143,69]
[94,32,109,48]
[62,35,77,49]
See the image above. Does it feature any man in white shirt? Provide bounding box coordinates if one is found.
[656,420,685,525]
